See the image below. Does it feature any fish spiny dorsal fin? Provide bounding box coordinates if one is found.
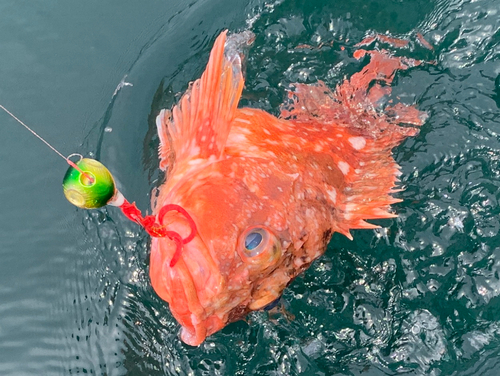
[156,30,250,171]
[282,49,426,240]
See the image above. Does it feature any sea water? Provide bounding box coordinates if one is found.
[0,0,499,374]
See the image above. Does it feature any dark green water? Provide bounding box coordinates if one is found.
[1,0,499,374]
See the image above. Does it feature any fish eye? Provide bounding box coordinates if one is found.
[245,231,263,251]
[237,226,281,265]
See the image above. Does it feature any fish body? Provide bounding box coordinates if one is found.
[150,31,425,346]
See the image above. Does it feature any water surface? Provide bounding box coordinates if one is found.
[1,0,499,375]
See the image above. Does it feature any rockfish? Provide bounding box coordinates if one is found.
[150,30,425,346]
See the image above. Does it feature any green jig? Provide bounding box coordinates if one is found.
[62,158,116,209]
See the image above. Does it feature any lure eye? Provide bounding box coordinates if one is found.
[62,158,115,209]
[237,226,281,265]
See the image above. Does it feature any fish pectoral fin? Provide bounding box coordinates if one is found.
[284,47,427,237]
[326,141,407,237]
[156,30,254,168]
[326,117,415,235]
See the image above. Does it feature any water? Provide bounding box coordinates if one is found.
[0,0,499,374]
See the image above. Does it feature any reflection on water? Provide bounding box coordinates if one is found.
[1,0,500,374]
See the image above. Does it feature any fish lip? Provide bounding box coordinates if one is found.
[152,223,224,345]
[168,249,209,344]
[150,236,207,343]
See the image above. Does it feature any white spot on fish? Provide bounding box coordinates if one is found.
[338,161,350,175]
[327,188,337,203]
[348,136,366,150]
[231,133,247,144]
[188,157,205,166]
[235,117,251,124]
[314,144,322,152]
[294,258,305,267]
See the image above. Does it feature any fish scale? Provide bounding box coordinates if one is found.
[151,30,425,346]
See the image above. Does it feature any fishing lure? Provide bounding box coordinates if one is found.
[61,156,197,266]
[0,105,196,267]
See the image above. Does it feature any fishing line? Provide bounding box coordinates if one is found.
[0,104,94,182]
[0,104,197,266]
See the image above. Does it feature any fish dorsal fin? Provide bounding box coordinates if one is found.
[156,30,248,170]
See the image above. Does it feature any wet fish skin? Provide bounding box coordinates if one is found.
[150,30,425,346]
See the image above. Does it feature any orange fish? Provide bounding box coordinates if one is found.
[150,30,425,346]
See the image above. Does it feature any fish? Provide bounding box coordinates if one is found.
[149,30,426,346]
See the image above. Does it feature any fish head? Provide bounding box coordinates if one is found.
[150,158,296,346]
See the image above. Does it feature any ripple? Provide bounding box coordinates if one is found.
[33,0,500,375]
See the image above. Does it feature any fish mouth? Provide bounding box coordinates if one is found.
[154,206,208,343]
[150,232,227,346]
